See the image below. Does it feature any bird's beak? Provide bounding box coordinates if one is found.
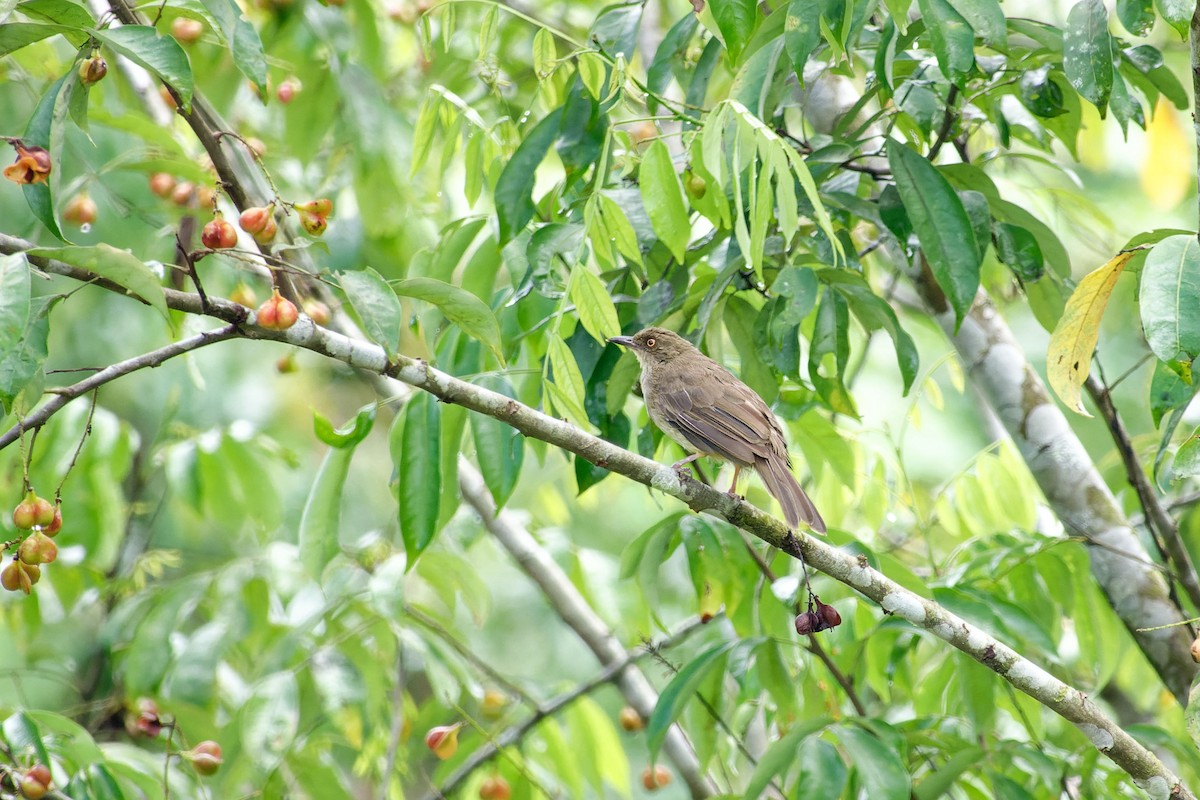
[608,335,636,348]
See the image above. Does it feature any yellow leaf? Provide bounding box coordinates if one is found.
[1141,99,1191,210]
[1047,252,1134,416]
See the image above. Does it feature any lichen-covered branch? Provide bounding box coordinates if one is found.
[911,274,1197,705]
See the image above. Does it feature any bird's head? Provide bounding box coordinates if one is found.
[608,327,695,364]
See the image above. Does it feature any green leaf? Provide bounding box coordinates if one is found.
[1150,358,1195,428]
[1171,429,1200,481]
[647,13,698,108]
[595,192,643,266]
[824,271,919,393]
[546,331,588,425]
[393,277,504,364]
[339,267,401,359]
[397,392,441,567]
[647,640,742,757]
[836,724,912,800]
[947,0,1005,45]
[887,141,980,328]
[240,672,300,770]
[917,0,975,85]
[710,0,758,62]
[20,73,67,240]
[470,376,524,507]
[1117,0,1154,37]
[577,51,607,100]
[0,21,65,56]
[993,222,1044,281]
[568,267,620,344]
[533,26,557,79]
[0,254,31,358]
[1155,0,1190,38]
[299,408,375,578]
[1063,0,1114,114]
[785,0,821,81]
[496,107,562,243]
[1141,235,1200,366]
[639,139,690,262]
[2,712,52,769]
[743,717,831,798]
[30,244,168,319]
[91,26,193,110]
[200,0,267,93]
[798,738,850,799]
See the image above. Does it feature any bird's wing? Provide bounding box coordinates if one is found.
[656,369,787,466]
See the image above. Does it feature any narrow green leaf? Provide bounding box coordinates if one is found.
[917,0,975,84]
[546,332,587,413]
[31,244,168,318]
[824,271,919,393]
[710,0,758,62]
[200,0,267,93]
[639,140,690,262]
[785,0,821,81]
[569,267,620,344]
[596,192,643,266]
[887,141,980,328]
[91,26,193,110]
[300,408,375,578]
[339,268,401,359]
[836,724,912,800]
[533,27,557,78]
[0,21,65,56]
[1064,0,1114,114]
[647,13,698,108]
[647,640,741,757]
[393,276,504,363]
[1140,235,1200,365]
[496,108,562,243]
[20,73,67,240]
[477,4,497,54]
[913,746,984,798]
[470,376,524,507]
[397,393,441,566]
[0,254,31,356]
[410,92,439,179]
[577,51,607,100]
[743,717,831,798]
[2,712,52,769]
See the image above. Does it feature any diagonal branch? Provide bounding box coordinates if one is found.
[1086,374,1200,618]
[456,460,718,799]
[3,227,1193,800]
[0,324,240,450]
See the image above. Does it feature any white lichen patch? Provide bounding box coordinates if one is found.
[649,470,682,495]
[966,627,991,652]
[1078,723,1115,751]
[847,563,873,589]
[1006,660,1059,697]
[880,592,925,624]
[930,620,957,641]
[1133,776,1171,800]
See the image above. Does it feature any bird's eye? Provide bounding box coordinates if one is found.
[645,337,656,348]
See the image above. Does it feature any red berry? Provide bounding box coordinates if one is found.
[303,299,331,325]
[295,198,333,216]
[479,775,511,800]
[424,724,460,759]
[26,765,51,787]
[642,765,672,791]
[19,774,48,799]
[201,216,238,249]
[43,505,62,537]
[187,741,223,775]
[238,204,274,234]
[618,706,643,732]
[298,208,327,236]
[171,17,204,43]
[18,533,57,565]
[64,192,97,225]
[150,172,176,198]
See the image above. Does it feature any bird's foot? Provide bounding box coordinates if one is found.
[725,490,745,501]
[783,531,802,555]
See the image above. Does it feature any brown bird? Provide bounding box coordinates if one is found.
[609,327,826,534]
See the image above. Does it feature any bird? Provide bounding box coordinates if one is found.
[608,327,826,534]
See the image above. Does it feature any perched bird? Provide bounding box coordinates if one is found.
[609,327,826,534]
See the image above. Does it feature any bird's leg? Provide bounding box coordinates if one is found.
[671,453,701,480]
[726,465,744,500]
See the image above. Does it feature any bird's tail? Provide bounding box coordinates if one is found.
[756,455,826,534]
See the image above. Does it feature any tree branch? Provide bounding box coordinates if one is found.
[909,265,1198,706]
[3,233,1193,795]
[1085,374,1200,618]
[455,460,718,799]
[0,325,240,450]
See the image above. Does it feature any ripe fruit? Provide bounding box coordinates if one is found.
[171,181,196,206]
[618,706,643,732]
[186,741,223,775]
[641,765,671,791]
[78,55,108,85]
[239,204,274,234]
[201,215,238,249]
[298,208,328,235]
[171,17,204,43]
[13,491,53,530]
[275,353,297,373]
[817,601,841,628]
[3,142,51,185]
[64,192,98,225]
[277,78,301,104]
[43,505,62,537]
[479,775,511,800]
[19,772,48,799]
[126,698,163,738]
[18,533,57,565]
[794,610,819,635]
[150,172,176,197]
[256,289,300,330]
[424,724,461,760]
[26,765,51,788]
[303,299,331,325]
[295,198,333,216]
[2,560,24,592]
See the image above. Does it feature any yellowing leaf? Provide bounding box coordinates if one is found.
[1047,251,1133,416]
[1141,99,1191,210]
